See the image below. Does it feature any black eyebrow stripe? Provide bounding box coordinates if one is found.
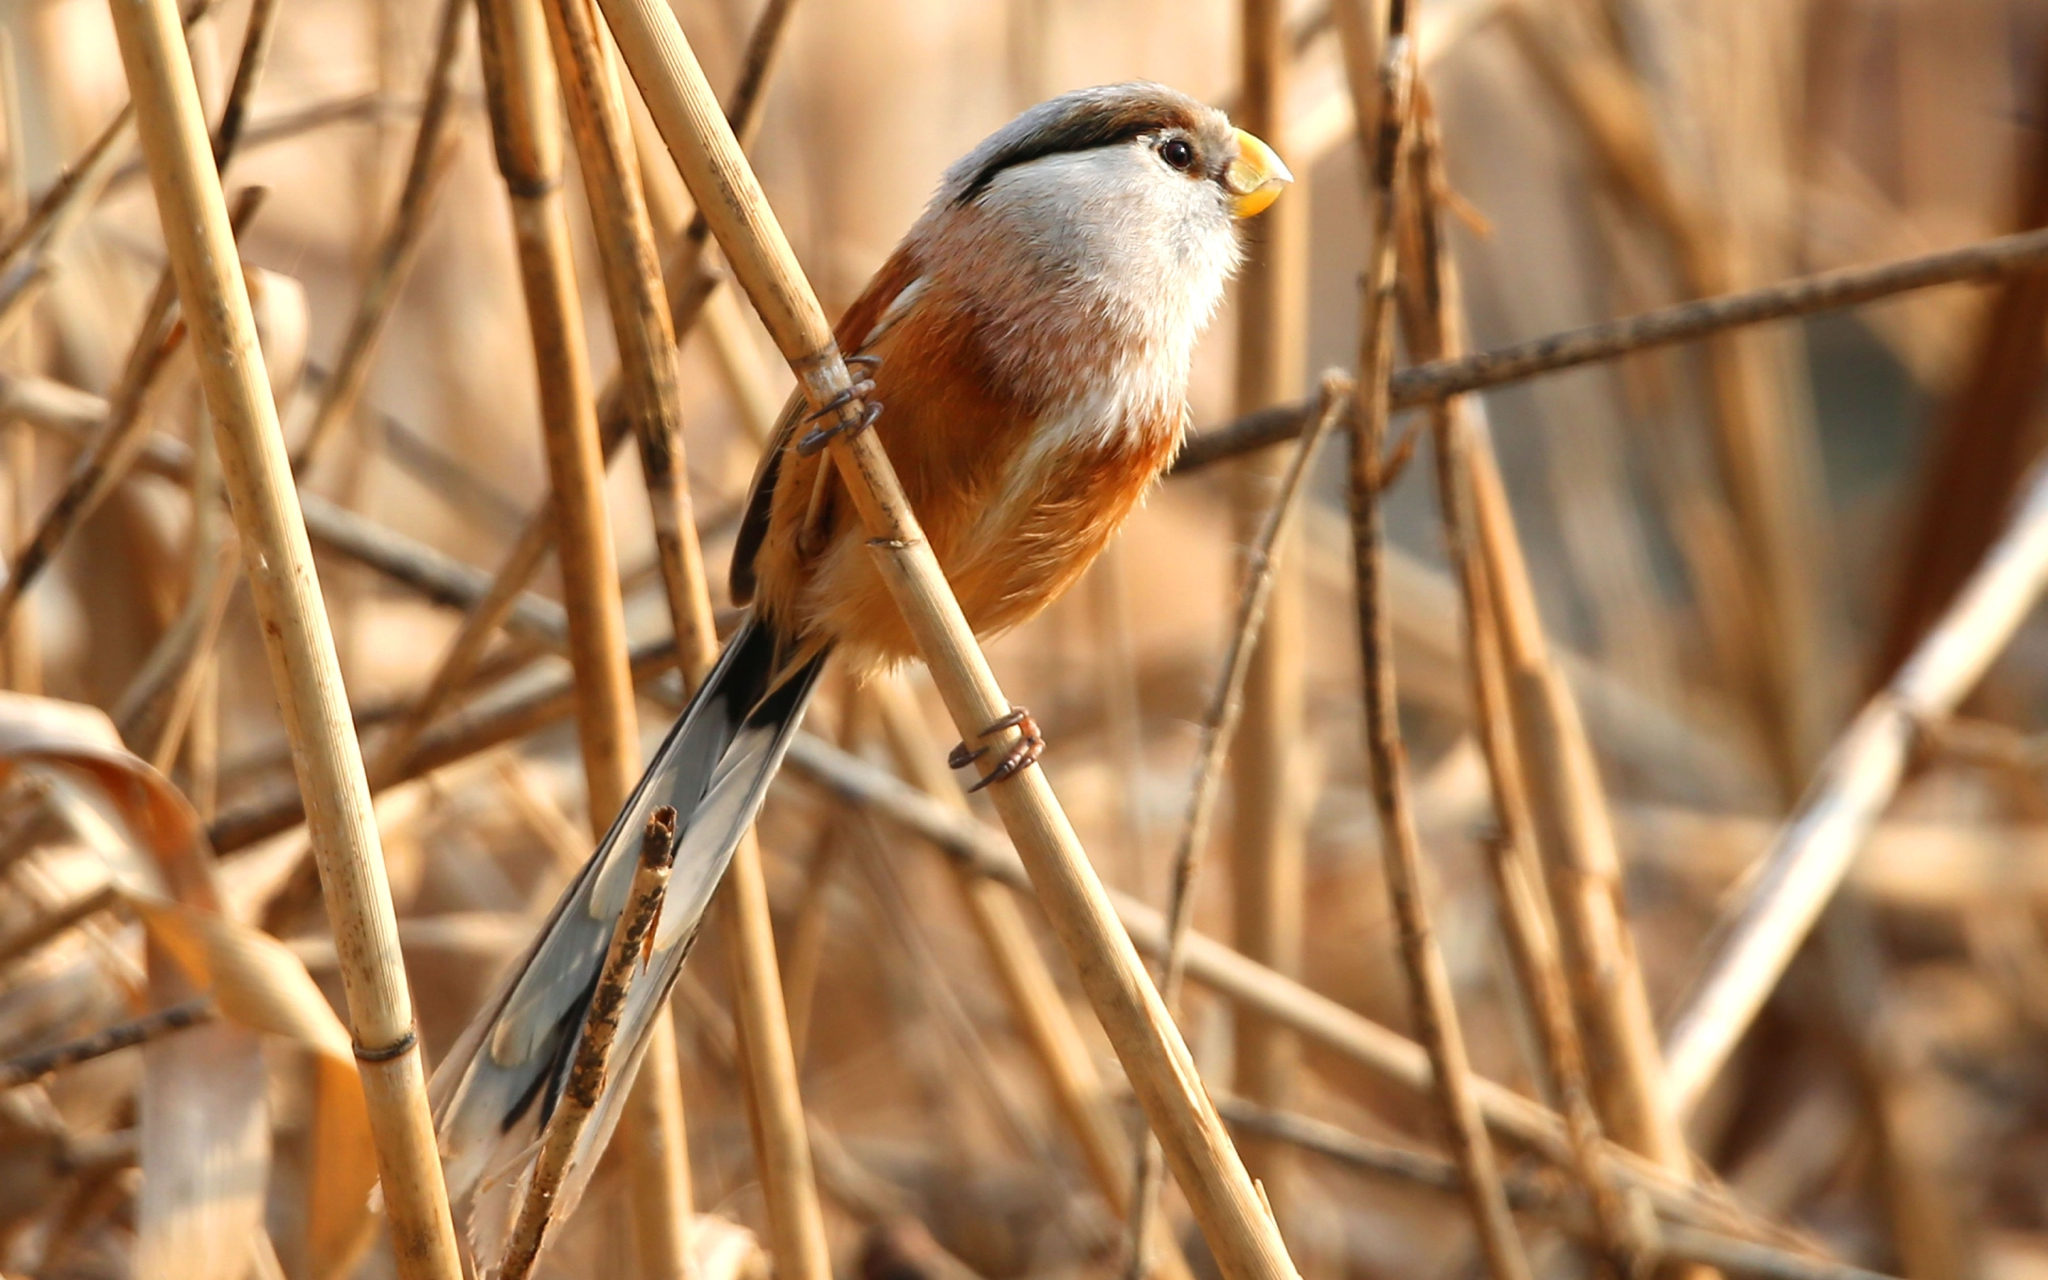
[952,108,1197,207]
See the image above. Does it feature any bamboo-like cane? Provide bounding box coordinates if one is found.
[1339,10,1531,1280]
[1127,379,1345,1276]
[1662,456,2048,1118]
[474,2,697,1276]
[544,0,716,693]
[499,808,679,1280]
[288,0,468,475]
[595,4,1293,1275]
[103,3,462,1277]
[1224,0,1312,1248]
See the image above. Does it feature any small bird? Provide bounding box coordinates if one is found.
[430,81,1290,1259]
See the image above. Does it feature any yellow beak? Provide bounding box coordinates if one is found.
[1225,128,1293,218]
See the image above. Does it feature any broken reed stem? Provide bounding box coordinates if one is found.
[597,4,1294,1276]
[1663,456,2048,1118]
[0,996,217,1088]
[288,0,467,475]
[869,681,1197,1280]
[1395,87,1645,1275]
[104,3,462,1276]
[778,732,1810,1257]
[1209,1093,1899,1280]
[1344,13,1531,1280]
[499,807,678,1280]
[475,5,697,1276]
[1126,377,1347,1275]
[548,3,828,1276]
[546,0,716,687]
[1171,220,2048,476]
[0,185,263,634]
[362,0,796,783]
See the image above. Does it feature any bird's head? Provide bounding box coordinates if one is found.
[938,81,1292,221]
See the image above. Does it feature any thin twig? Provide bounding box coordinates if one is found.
[1209,1092,1897,1280]
[106,1,462,1274]
[0,997,217,1089]
[288,0,469,475]
[498,807,678,1280]
[0,184,265,633]
[776,730,1812,1256]
[1125,377,1347,1273]
[1172,222,2048,475]
[0,883,121,970]
[1341,10,1530,1280]
[1396,85,1647,1276]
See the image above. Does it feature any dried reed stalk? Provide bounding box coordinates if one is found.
[868,681,1197,1280]
[104,2,461,1275]
[600,4,1296,1275]
[363,0,796,782]
[544,0,715,690]
[1127,378,1345,1275]
[1396,88,1645,1276]
[1226,0,1313,1244]
[779,732,1803,1254]
[476,2,696,1275]
[1175,221,2048,474]
[549,5,829,1274]
[1211,1094,1898,1280]
[1339,10,1530,1279]
[1662,457,2048,1118]
[287,0,467,475]
[499,807,678,1280]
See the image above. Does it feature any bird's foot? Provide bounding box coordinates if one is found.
[797,356,883,457]
[948,706,1045,793]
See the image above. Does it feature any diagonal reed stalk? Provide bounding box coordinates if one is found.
[103,1,462,1275]
[593,2,1295,1275]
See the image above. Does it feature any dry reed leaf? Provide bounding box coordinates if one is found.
[0,691,376,1280]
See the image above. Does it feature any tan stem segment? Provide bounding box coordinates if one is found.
[1226,0,1310,1237]
[103,1,461,1276]
[475,1,695,1275]
[592,3,1295,1276]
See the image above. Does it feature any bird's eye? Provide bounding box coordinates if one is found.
[1159,138,1195,171]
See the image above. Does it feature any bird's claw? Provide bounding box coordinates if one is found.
[797,400,881,457]
[948,706,1044,793]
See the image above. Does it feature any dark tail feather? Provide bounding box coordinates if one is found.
[430,617,825,1263]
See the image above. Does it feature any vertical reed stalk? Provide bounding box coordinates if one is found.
[595,4,1294,1275]
[104,1,461,1276]
[1397,88,1647,1278]
[477,0,696,1274]
[1227,0,1311,1239]
[1341,9,1531,1280]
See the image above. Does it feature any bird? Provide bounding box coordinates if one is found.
[429,80,1291,1263]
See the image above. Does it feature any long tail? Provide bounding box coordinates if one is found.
[429,616,825,1263]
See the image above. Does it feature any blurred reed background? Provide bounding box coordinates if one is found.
[2,0,2048,1278]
